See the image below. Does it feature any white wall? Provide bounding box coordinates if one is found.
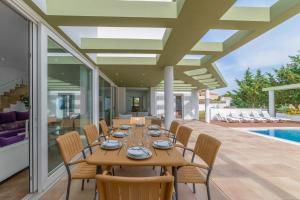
[154,90,199,120]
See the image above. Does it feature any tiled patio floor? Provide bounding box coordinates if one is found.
[41,121,300,200]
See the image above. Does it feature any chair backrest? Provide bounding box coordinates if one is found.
[130,117,146,125]
[175,125,193,147]
[241,111,250,118]
[56,131,84,164]
[151,118,162,127]
[61,119,74,129]
[169,120,180,135]
[83,124,100,145]
[262,111,270,118]
[119,114,132,119]
[193,134,221,168]
[96,174,174,200]
[99,120,110,136]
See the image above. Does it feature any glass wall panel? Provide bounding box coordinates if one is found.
[99,77,111,125]
[47,37,93,173]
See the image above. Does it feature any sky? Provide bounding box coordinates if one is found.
[214,12,300,95]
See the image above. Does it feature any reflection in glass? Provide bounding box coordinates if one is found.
[47,38,93,173]
[99,77,111,125]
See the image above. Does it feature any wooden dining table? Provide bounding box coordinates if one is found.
[86,126,188,200]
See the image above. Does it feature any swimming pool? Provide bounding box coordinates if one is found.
[250,129,300,143]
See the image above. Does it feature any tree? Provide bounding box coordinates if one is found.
[226,68,270,108]
[226,54,300,108]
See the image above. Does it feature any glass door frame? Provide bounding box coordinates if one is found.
[38,24,99,191]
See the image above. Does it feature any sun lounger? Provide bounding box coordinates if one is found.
[251,111,270,122]
[230,112,253,122]
[261,111,291,122]
[241,111,265,122]
[217,113,240,123]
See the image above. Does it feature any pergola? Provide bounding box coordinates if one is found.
[24,0,300,125]
[263,83,300,117]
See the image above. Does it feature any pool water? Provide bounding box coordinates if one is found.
[251,129,300,143]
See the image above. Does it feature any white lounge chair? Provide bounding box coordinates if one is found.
[241,111,265,122]
[229,112,246,122]
[217,113,240,123]
[251,111,270,122]
[261,111,291,122]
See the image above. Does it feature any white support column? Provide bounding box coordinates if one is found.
[164,66,174,129]
[205,89,210,123]
[150,87,156,116]
[268,90,275,117]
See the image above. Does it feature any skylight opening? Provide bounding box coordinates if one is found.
[97,53,157,58]
[200,29,238,42]
[183,54,205,60]
[97,27,166,39]
[233,0,278,7]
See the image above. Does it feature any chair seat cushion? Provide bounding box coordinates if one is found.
[71,162,96,179]
[177,166,206,184]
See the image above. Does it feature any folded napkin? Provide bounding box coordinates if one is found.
[148,130,161,136]
[148,125,160,130]
[113,131,127,136]
[103,140,119,147]
[153,140,171,147]
[128,147,149,157]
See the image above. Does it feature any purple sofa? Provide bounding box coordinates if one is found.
[0,111,29,147]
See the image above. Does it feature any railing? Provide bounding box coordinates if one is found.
[0,77,25,95]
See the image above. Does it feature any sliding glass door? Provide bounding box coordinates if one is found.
[47,37,93,173]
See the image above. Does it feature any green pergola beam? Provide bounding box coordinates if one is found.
[96,57,157,65]
[81,38,163,52]
[48,55,82,65]
[46,0,177,18]
[262,83,300,91]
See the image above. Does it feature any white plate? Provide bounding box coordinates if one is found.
[148,125,160,130]
[148,130,161,137]
[120,125,131,130]
[101,140,122,150]
[112,131,128,138]
[152,140,173,149]
[127,147,152,160]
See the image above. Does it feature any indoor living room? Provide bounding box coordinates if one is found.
[0,1,31,199]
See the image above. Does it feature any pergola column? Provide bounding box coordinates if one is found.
[164,66,174,129]
[268,90,275,117]
[205,89,210,123]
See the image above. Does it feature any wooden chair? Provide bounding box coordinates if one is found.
[151,118,162,127]
[99,120,113,140]
[176,134,221,200]
[96,171,174,200]
[174,125,193,156]
[164,120,180,142]
[83,124,103,151]
[56,131,96,200]
[60,119,74,133]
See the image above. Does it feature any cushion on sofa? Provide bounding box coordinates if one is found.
[0,128,26,138]
[0,134,26,147]
[0,121,25,130]
[16,111,29,121]
[0,112,17,124]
